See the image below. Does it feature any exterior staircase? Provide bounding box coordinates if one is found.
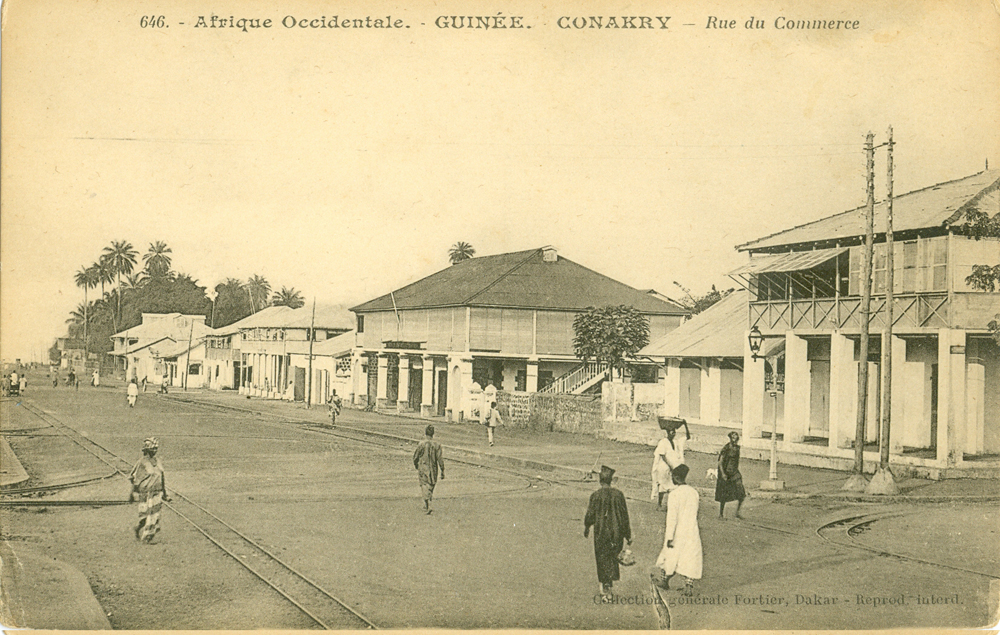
[539,362,610,395]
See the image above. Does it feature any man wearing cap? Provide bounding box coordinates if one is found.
[413,425,445,514]
[129,437,170,543]
[584,465,632,599]
[655,464,702,596]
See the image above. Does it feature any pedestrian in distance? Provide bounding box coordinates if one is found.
[127,378,139,408]
[716,431,746,519]
[52,372,59,388]
[328,389,342,426]
[584,465,632,601]
[654,464,702,596]
[129,437,171,543]
[482,400,502,447]
[91,369,100,388]
[67,368,76,389]
[651,418,689,510]
[2,374,10,397]
[18,374,27,396]
[413,425,445,514]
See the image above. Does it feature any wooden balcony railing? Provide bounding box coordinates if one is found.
[750,293,950,333]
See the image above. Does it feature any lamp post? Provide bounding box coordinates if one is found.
[749,327,784,491]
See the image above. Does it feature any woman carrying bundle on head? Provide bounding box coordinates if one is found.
[651,417,690,510]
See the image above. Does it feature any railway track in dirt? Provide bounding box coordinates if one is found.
[816,511,997,580]
[6,400,378,629]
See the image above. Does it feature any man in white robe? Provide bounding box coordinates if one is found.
[655,463,702,596]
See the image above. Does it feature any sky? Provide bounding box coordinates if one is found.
[2,0,999,363]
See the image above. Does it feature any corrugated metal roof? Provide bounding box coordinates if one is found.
[639,291,747,358]
[213,305,354,334]
[310,330,355,357]
[727,247,846,276]
[351,248,688,315]
[738,170,1000,252]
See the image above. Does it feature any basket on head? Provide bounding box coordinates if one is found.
[657,416,685,431]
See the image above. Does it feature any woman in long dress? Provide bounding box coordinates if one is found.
[129,437,170,543]
[715,431,746,519]
[651,420,689,509]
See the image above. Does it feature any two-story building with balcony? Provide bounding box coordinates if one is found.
[349,246,689,420]
[230,305,353,400]
[732,169,999,477]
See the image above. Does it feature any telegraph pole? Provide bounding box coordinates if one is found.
[183,318,194,391]
[844,131,876,491]
[868,126,900,495]
[306,299,316,409]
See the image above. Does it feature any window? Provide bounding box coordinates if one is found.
[188,363,201,375]
[357,315,365,333]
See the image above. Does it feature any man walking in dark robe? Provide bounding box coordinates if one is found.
[413,425,444,514]
[584,465,632,600]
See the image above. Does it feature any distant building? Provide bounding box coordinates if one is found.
[110,313,214,386]
[216,305,353,400]
[349,246,688,420]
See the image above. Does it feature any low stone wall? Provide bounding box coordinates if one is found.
[497,390,602,435]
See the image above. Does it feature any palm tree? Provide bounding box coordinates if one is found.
[94,258,114,298]
[143,241,173,279]
[102,240,138,332]
[74,266,99,353]
[271,286,305,309]
[246,275,271,313]
[448,241,476,264]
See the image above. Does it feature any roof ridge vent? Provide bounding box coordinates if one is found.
[541,245,558,262]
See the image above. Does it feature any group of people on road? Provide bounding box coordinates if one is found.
[581,417,747,601]
[2,371,27,397]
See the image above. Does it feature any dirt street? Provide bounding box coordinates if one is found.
[1,378,996,629]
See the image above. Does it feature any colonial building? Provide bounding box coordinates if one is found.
[639,289,780,429]
[110,313,214,386]
[349,246,688,420]
[732,169,999,476]
[231,305,353,400]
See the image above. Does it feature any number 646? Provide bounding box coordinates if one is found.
[140,15,166,27]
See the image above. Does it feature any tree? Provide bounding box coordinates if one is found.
[246,275,271,313]
[101,240,138,331]
[74,265,99,352]
[271,286,305,309]
[448,242,476,264]
[213,278,252,327]
[964,208,1000,343]
[672,282,732,315]
[572,305,650,379]
[142,241,173,279]
[94,258,114,298]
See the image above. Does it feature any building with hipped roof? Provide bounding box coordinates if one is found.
[349,246,688,420]
[727,168,1000,477]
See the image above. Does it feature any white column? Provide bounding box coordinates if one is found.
[887,334,906,455]
[936,329,966,466]
[376,354,389,408]
[421,356,435,417]
[967,358,986,456]
[351,352,365,405]
[663,358,682,417]
[829,331,856,449]
[526,358,539,393]
[700,359,721,425]
[742,332,765,439]
[784,332,810,443]
[397,356,410,411]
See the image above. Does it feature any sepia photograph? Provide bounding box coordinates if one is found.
[1,0,998,630]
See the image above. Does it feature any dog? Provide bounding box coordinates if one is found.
[706,468,718,482]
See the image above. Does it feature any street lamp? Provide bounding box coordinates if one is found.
[748,327,784,491]
[748,326,764,360]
